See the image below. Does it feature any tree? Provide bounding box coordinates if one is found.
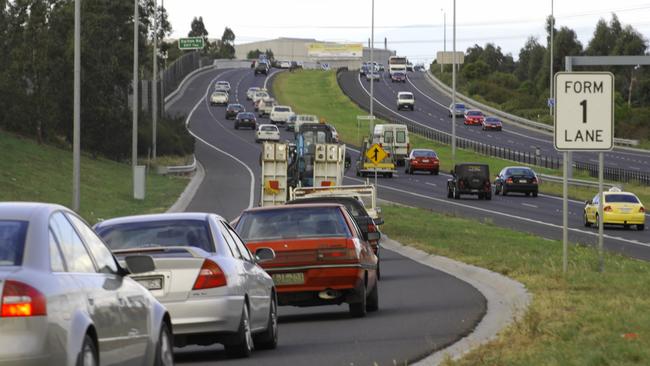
[516,37,546,86]
[219,27,236,59]
[188,16,208,52]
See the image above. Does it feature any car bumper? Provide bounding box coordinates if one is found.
[411,162,438,170]
[0,318,65,366]
[237,121,256,128]
[464,120,482,125]
[162,296,243,335]
[483,125,502,130]
[503,183,538,193]
[603,213,645,225]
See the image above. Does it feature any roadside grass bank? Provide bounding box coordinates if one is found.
[272,70,650,204]
[0,131,187,224]
[381,204,650,365]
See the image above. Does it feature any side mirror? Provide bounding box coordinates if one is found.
[373,218,384,226]
[365,231,381,242]
[124,255,155,274]
[255,247,276,263]
[585,200,592,205]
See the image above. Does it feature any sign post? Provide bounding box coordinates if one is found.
[554,71,614,273]
[366,143,388,191]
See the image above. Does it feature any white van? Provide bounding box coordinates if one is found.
[372,124,410,165]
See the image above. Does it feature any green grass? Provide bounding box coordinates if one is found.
[382,204,650,365]
[272,70,650,204]
[0,131,188,224]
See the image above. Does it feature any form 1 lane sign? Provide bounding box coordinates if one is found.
[554,72,614,151]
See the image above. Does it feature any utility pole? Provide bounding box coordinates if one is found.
[73,0,81,212]
[132,0,139,195]
[451,0,456,164]
[152,0,158,160]
[441,9,446,73]
[369,0,375,136]
[549,0,554,116]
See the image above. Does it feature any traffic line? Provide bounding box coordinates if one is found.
[521,203,538,209]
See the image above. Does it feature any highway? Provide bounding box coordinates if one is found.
[165,67,486,365]
[339,70,650,174]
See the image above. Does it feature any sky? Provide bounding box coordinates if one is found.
[163,0,650,64]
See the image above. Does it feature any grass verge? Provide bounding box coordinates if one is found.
[272,70,650,204]
[382,204,650,365]
[0,131,187,224]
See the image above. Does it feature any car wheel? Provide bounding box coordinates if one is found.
[387,172,393,178]
[225,305,253,358]
[349,284,367,318]
[366,282,379,312]
[76,334,98,366]
[638,224,645,231]
[235,123,239,130]
[502,188,508,196]
[255,139,260,143]
[154,322,173,366]
[447,187,453,198]
[478,193,484,200]
[525,192,530,197]
[532,191,538,197]
[594,214,600,229]
[486,192,492,200]
[584,213,592,227]
[453,186,460,199]
[253,294,278,350]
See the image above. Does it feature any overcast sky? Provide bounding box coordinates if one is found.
[163,0,650,64]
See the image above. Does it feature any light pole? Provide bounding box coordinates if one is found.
[369,0,375,136]
[441,9,446,73]
[549,0,554,116]
[73,0,81,212]
[133,0,139,195]
[451,0,456,164]
[152,0,158,160]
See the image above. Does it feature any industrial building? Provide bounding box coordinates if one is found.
[234,37,395,69]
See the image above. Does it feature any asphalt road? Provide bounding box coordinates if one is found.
[165,66,487,365]
[341,70,650,174]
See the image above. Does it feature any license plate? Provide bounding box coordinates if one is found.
[620,208,632,213]
[471,189,479,192]
[135,277,163,290]
[519,179,527,183]
[422,159,430,163]
[272,273,304,286]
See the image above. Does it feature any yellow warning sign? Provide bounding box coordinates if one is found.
[365,144,388,165]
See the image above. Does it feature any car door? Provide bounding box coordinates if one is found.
[587,194,599,222]
[223,222,270,331]
[66,213,151,365]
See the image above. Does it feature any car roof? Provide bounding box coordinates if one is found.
[287,198,368,214]
[456,162,488,167]
[0,202,67,221]
[243,203,345,213]
[398,91,413,95]
[95,212,221,228]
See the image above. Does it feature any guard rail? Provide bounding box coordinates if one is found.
[157,155,197,175]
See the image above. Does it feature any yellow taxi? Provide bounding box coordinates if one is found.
[584,187,645,230]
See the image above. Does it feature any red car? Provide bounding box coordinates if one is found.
[234,203,379,317]
[405,149,439,175]
[482,116,503,131]
[464,109,485,125]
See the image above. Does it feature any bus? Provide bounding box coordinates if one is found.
[388,56,408,75]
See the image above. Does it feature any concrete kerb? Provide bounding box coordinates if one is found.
[166,161,205,213]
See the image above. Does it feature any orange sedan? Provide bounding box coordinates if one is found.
[234,203,379,317]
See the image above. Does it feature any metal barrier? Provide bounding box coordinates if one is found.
[574,160,650,185]
[538,174,618,189]
[157,155,197,175]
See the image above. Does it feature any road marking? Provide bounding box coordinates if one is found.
[425,182,437,187]
[185,70,255,209]
[521,203,538,208]
[344,175,650,248]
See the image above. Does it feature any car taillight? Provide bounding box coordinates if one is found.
[459,180,465,188]
[604,206,613,212]
[639,206,645,213]
[506,178,513,184]
[317,248,357,261]
[367,222,377,232]
[1,280,47,317]
[192,259,227,290]
[532,177,538,184]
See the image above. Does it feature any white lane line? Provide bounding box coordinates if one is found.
[521,203,538,209]
[345,175,650,247]
[185,70,255,209]
[425,182,437,187]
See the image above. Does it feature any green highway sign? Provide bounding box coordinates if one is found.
[178,37,204,50]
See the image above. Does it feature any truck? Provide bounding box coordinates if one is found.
[289,184,382,222]
[355,137,397,178]
[371,124,410,166]
[259,122,349,206]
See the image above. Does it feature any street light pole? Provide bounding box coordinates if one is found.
[73,0,81,212]
[441,9,446,73]
[451,0,456,164]
[132,0,139,196]
[549,0,554,116]
[152,0,158,160]
[369,0,375,136]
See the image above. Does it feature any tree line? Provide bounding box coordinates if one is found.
[432,14,650,143]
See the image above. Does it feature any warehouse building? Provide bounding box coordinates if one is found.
[234,37,395,69]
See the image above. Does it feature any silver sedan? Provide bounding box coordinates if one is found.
[94,212,278,358]
[0,202,173,366]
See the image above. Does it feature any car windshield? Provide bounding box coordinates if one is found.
[506,168,534,177]
[236,207,351,241]
[261,126,277,132]
[400,94,413,100]
[238,113,254,119]
[214,92,226,97]
[455,103,466,109]
[412,150,437,158]
[228,104,242,110]
[95,219,214,252]
[457,164,488,176]
[0,221,28,266]
[467,110,483,116]
[275,107,290,112]
[486,117,501,123]
[605,194,640,204]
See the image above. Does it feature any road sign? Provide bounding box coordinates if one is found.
[178,37,204,50]
[547,98,555,107]
[436,51,465,65]
[554,72,614,151]
[365,143,387,165]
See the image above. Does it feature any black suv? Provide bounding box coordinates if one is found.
[447,163,492,200]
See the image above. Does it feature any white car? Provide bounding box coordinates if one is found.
[269,105,294,124]
[210,91,229,106]
[247,87,261,100]
[252,91,270,105]
[294,114,319,132]
[256,124,280,143]
[214,81,231,92]
[258,98,277,117]
[95,213,278,357]
[397,91,415,111]
[279,60,291,69]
